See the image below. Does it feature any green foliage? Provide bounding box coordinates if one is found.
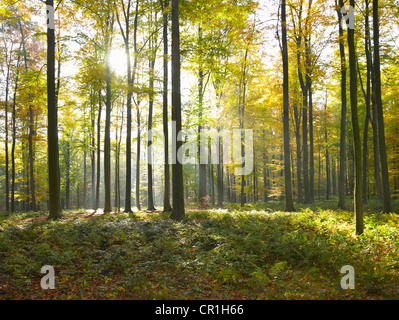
[0,203,398,299]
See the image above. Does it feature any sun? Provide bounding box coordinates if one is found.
[108,49,127,76]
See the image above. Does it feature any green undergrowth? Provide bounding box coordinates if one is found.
[0,203,398,300]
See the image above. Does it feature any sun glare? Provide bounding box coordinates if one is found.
[109,49,127,76]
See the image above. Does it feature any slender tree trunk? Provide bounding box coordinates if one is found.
[302,96,309,203]
[4,65,10,212]
[11,62,19,213]
[240,48,249,207]
[20,21,37,212]
[103,12,114,214]
[83,150,87,208]
[336,1,347,209]
[136,107,141,210]
[309,87,314,203]
[293,104,302,202]
[46,1,62,219]
[217,128,223,207]
[332,156,337,195]
[115,0,137,213]
[170,0,185,220]
[161,0,172,212]
[325,122,330,200]
[360,1,372,204]
[346,0,363,234]
[373,0,391,213]
[65,139,70,209]
[104,62,112,214]
[281,0,295,211]
[198,64,207,208]
[96,90,102,210]
[91,98,96,209]
[147,54,157,211]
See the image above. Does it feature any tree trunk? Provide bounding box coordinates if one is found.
[198,66,207,208]
[147,55,157,211]
[83,150,87,208]
[281,0,295,211]
[103,69,112,214]
[359,1,372,204]
[136,107,141,210]
[11,61,19,213]
[170,0,185,220]
[336,1,347,209]
[20,21,37,212]
[103,15,114,214]
[4,64,10,212]
[91,100,96,209]
[161,0,172,212]
[373,0,391,213]
[240,48,249,208]
[293,104,302,202]
[332,157,337,195]
[96,90,102,210]
[309,87,314,203]
[46,1,62,219]
[325,122,330,200]
[371,87,382,200]
[346,0,363,234]
[65,139,70,209]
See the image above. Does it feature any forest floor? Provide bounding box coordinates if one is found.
[0,199,398,300]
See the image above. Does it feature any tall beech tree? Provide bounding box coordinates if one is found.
[46,0,62,219]
[115,0,139,213]
[343,0,363,234]
[160,0,172,212]
[373,0,391,213]
[169,0,185,220]
[335,0,347,209]
[280,0,295,212]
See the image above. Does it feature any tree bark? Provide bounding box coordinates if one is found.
[336,1,347,209]
[170,0,185,220]
[4,64,10,212]
[65,139,70,209]
[11,60,20,213]
[161,0,172,212]
[46,0,62,219]
[281,0,295,212]
[103,13,114,214]
[147,50,157,211]
[373,0,391,213]
[346,0,363,234]
[96,90,102,210]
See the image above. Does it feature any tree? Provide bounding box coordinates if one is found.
[115,0,139,213]
[160,0,172,212]
[373,0,391,213]
[47,0,62,219]
[344,0,363,234]
[103,9,114,214]
[146,0,159,211]
[335,0,347,209]
[169,0,185,220]
[19,20,37,212]
[280,0,295,212]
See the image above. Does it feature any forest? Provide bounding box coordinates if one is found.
[0,0,398,301]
